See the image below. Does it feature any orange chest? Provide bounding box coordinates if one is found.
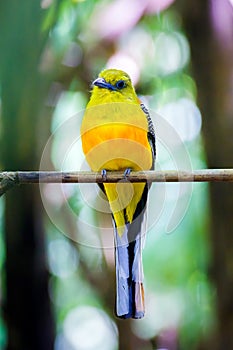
[81,103,152,171]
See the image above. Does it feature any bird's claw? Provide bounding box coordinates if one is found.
[124,168,131,180]
[101,169,107,181]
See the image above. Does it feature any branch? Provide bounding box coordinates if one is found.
[0,172,19,197]
[1,169,233,197]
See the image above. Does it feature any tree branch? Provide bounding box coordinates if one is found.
[0,169,233,197]
[0,172,20,197]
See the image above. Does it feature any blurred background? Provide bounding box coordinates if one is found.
[0,0,233,349]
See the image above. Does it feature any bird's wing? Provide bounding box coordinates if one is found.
[140,103,156,168]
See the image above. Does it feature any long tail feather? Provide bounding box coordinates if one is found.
[114,208,146,319]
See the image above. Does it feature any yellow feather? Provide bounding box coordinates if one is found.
[102,182,145,236]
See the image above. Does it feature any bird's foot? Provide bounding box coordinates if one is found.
[101,169,107,181]
[124,168,131,180]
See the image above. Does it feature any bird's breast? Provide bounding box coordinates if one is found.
[81,103,152,171]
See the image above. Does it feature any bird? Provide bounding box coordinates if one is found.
[80,69,155,319]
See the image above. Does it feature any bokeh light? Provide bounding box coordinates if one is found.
[157,98,202,142]
[153,31,190,76]
[48,238,79,278]
[55,306,118,350]
[132,291,183,339]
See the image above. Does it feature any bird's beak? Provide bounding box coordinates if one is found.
[92,77,116,91]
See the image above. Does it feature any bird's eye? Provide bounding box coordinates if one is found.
[115,80,126,90]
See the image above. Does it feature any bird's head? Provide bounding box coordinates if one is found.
[88,69,139,105]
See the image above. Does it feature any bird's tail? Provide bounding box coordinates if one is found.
[113,213,146,319]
